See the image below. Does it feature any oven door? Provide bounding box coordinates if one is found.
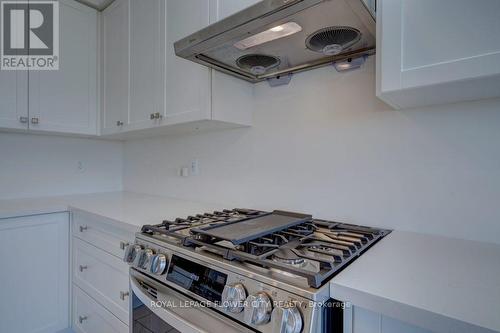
[130,269,254,333]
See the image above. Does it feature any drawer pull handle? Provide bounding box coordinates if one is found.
[79,265,88,272]
[120,291,129,300]
[120,241,129,250]
[78,315,88,324]
[79,225,88,232]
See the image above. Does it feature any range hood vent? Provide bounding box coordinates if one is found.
[236,54,281,75]
[174,0,376,84]
[305,26,361,55]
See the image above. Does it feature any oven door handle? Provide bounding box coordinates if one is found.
[130,272,253,333]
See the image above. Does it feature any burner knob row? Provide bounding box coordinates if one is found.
[123,244,167,275]
[222,283,302,332]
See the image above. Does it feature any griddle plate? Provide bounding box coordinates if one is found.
[190,211,311,245]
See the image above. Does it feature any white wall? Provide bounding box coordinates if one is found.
[123,57,500,244]
[0,133,122,199]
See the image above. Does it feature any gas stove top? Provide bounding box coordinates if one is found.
[126,208,390,333]
[140,209,390,288]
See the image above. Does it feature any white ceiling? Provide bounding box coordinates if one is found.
[76,0,115,11]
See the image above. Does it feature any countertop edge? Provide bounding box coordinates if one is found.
[330,283,498,333]
[68,206,141,233]
[0,203,142,234]
[0,206,69,220]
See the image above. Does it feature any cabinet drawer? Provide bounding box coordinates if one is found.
[72,210,135,259]
[73,237,130,323]
[73,285,128,333]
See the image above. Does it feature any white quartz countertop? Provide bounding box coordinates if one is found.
[330,231,500,333]
[2,192,499,332]
[0,191,226,229]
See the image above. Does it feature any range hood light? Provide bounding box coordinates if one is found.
[234,22,302,50]
[333,56,366,72]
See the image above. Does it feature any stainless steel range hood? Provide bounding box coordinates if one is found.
[174,0,376,84]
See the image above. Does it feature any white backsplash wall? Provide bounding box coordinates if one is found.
[0,133,123,199]
[123,57,500,244]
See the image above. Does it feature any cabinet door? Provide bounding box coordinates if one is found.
[0,213,69,333]
[0,0,28,130]
[73,285,128,333]
[28,0,98,135]
[0,71,28,130]
[127,0,165,130]
[377,0,500,109]
[102,0,129,135]
[350,306,432,333]
[164,0,211,123]
[72,209,135,259]
[73,237,130,324]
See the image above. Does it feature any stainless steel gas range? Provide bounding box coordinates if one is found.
[124,209,390,333]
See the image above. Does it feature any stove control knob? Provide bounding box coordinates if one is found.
[271,303,303,333]
[149,253,167,275]
[244,292,272,325]
[221,283,247,313]
[137,248,154,270]
[123,244,142,264]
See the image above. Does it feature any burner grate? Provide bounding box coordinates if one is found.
[141,209,391,288]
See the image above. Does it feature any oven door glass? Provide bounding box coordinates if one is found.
[130,269,254,333]
[132,291,180,333]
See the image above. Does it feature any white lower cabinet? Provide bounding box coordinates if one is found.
[72,209,134,259]
[349,306,432,333]
[73,285,128,333]
[73,237,130,324]
[71,210,136,331]
[0,213,69,333]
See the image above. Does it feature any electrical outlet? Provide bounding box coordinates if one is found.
[191,159,200,176]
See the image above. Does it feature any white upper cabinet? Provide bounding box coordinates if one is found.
[102,0,129,135]
[164,0,211,124]
[101,0,254,139]
[162,0,254,130]
[0,0,97,135]
[0,0,28,131]
[0,71,28,130]
[29,0,98,135]
[377,0,500,109]
[128,0,165,130]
